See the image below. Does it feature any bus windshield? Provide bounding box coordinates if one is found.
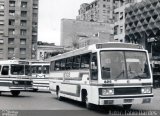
[11,64,24,75]
[100,51,150,80]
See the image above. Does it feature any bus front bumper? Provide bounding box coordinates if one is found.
[99,94,153,105]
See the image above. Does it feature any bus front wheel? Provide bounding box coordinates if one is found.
[56,87,62,101]
[11,91,20,97]
[83,92,93,110]
[123,104,132,110]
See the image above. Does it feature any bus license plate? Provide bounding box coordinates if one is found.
[124,99,133,103]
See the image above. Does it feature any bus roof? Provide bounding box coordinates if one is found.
[0,60,29,65]
[49,42,144,61]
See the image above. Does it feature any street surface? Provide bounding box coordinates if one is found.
[0,89,160,116]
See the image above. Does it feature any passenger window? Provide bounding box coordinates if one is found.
[54,60,61,71]
[73,56,81,69]
[1,66,9,75]
[81,54,90,69]
[66,57,73,70]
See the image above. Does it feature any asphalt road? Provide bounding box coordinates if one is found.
[0,89,160,116]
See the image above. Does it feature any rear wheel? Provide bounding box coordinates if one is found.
[11,91,20,97]
[123,104,132,110]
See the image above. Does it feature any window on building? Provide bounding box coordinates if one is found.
[0,29,4,35]
[20,29,27,36]
[8,48,14,54]
[8,38,14,44]
[20,20,27,26]
[0,20,4,25]
[8,29,15,35]
[9,10,15,16]
[33,4,38,9]
[20,39,26,45]
[0,39,4,44]
[9,19,15,26]
[33,13,38,18]
[9,1,15,7]
[21,2,27,8]
[21,11,27,17]
[20,48,26,55]
[0,4,4,9]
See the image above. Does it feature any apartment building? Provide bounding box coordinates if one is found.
[114,0,142,42]
[0,0,38,60]
[76,0,114,23]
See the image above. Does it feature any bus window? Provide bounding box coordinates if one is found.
[81,54,90,69]
[25,65,31,76]
[73,56,81,69]
[37,66,42,74]
[100,51,126,80]
[60,59,66,70]
[91,53,98,80]
[1,66,9,75]
[43,65,49,74]
[66,57,73,70]
[54,60,61,71]
[11,64,24,75]
[31,66,37,74]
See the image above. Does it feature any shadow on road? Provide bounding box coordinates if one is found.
[0,92,32,98]
[51,97,157,115]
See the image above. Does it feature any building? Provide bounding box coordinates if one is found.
[0,0,38,60]
[76,0,114,23]
[78,32,114,48]
[114,0,142,42]
[60,19,113,48]
[37,41,66,61]
[125,0,160,59]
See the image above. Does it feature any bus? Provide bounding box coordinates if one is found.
[30,61,50,91]
[0,60,32,96]
[49,42,153,109]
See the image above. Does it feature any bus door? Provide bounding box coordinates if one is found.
[90,53,98,83]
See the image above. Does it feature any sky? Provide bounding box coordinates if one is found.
[38,0,94,45]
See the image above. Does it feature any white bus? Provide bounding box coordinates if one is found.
[49,42,153,109]
[0,60,32,96]
[30,61,50,91]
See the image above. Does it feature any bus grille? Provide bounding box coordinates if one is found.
[114,87,141,95]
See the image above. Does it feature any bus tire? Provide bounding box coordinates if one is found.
[33,89,38,92]
[11,91,20,97]
[123,104,132,110]
[56,87,62,101]
[82,91,93,110]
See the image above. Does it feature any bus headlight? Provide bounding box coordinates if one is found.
[141,87,151,94]
[101,88,114,95]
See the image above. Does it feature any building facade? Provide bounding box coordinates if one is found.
[78,32,114,48]
[0,0,38,60]
[114,0,141,42]
[37,41,66,61]
[125,0,160,59]
[60,19,113,48]
[76,0,114,23]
